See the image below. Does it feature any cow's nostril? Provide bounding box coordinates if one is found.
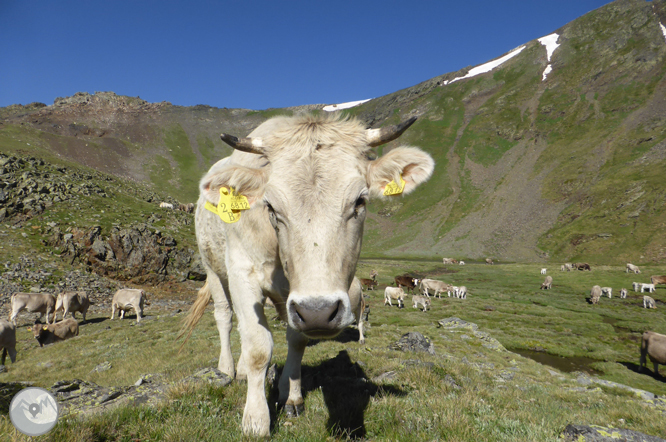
[328,301,340,323]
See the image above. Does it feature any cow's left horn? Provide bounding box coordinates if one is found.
[220,134,266,155]
[366,117,418,147]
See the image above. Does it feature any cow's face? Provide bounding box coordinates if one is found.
[203,115,434,338]
[27,325,49,346]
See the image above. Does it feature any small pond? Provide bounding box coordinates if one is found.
[511,348,602,375]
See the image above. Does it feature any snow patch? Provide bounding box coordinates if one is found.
[442,46,526,85]
[661,22,666,42]
[323,99,371,112]
[538,33,560,81]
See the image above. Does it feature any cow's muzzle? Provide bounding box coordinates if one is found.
[286,291,354,339]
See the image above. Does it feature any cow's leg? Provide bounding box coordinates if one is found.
[280,327,308,417]
[654,362,660,377]
[111,304,116,320]
[120,309,125,319]
[208,273,235,377]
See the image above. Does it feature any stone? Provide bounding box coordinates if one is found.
[561,424,666,442]
[91,361,112,373]
[183,367,233,388]
[391,332,435,355]
[437,317,478,331]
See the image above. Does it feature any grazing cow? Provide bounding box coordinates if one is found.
[384,287,406,308]
[575,263,591,271]
[619,288,627,299]
[28,318,79,347]
[485,258,493,265]
[540,275,553,290]
[0,319,17,365]
[420,279,450,298]
[641,283,656,293]
[540,268,547,275]
[449,286,459,297]
[651,275,666,286]
[442,258,458,265]
[643,296,656,309]
[395,275,419,294]
[590,285,602,304]
[560,265,566,272]
[348,278,366,345]
[459,261,465,266]
[564,263,574,271]
[633,282,642,292]
[55,291,90,322]
[359,278,377,291]
[640,331,666,377]
[412,295,431,312]
[10,293,56,325]
[457,286,467,299]
[111,289,149,322]
[159,202,174,209]
[178,113,434,437]
[601,287,612,298]
[626,263,641,274]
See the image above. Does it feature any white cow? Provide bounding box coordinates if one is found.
[420,279,450,298]
[459,261,465,266]
[641,283,656,293]
[449,286,459,297]
[179,113,434,437]
[540,268,547,275]
[111,289,149,322]
[643,296,656,309]
[412,295,431,312]
[55,291,90,322]
[626,263,641,274]
[9,293,56,325]
[560,265,566,272]
[159,202,174,209]
[384,287,406,308]
[457,286,467,299]
[601,287,612,298]
[633,282,642,292]
[619,288,627,299]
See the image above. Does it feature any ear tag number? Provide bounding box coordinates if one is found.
[204,187,250,224]
[383,175,406,196]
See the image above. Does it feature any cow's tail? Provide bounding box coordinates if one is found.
[177,281,211,353]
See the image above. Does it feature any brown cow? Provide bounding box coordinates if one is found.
[0,319,17,365]
[485,258,494,265]
[28,318,79,347]
[55,291,90,322]
[360,278,377,290]
[394,275,419,294]
[640,331,666,377]
[575,263,591,271]
[651,275,666,286]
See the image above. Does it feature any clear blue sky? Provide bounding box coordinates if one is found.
[1,0,615,110]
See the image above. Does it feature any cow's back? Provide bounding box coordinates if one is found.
[113,289,143,307]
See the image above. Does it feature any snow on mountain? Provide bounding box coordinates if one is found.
[538,33,560,81]
[442,46,526,86]
[323,99,371,112]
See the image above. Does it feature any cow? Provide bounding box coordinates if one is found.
[55,291,90,322]
[348,278,366,345]
[643,296,656,309]
[459,261,465,266]
[111,289,149,322]
[457,286,467,299]
[9,293,56,325]
[640,331,666,377]
[590,285,602,304]
[384,287,406,308]
[540,276,553,290]
[564,263,574,271]
[449,286,459,297]
[619,288,627,299]
[159,202,174,209]
[651,275,666,286]
[641,283,656,293]
[575,263,591,271]
[178,113,434,437]
[395,275,419,294]
[442,258,458,265]
[485,258,493,265]
[28,318,79,347]
[540,268,547,275]
[633,282,642,292]
[0,319,17,365]
[412,295,431,312]
[560,265,566,272]
[626,263,641,274]
[601,287,612,298]
[420,279,450,298]
[359,278,377,291]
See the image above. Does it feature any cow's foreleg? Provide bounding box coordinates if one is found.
[280,327,308,417]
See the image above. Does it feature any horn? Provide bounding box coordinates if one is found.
[366,117,418,147]
[220,134,266,155]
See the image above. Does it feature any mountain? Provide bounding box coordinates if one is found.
[2,0,666,265]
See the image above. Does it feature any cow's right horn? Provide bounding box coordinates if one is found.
[220,134,266,155]
[366,117,417,147]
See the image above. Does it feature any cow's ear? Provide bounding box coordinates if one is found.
[200,165,268,207]
[367,146,435,198]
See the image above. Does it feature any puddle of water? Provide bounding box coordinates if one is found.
[511,348,602,375]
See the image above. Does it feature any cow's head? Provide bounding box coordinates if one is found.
[27,325,49,347]
[202,114,434,338]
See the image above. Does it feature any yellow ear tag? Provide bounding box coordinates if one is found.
[204,187,250,224]
[43,326,48,330]
[383,175,406,196]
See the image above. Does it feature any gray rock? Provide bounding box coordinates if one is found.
[437,317,478,331]
[183,367,233,388]
[561,424,665,442]
[91,361,112,373]
[391,332,435,355]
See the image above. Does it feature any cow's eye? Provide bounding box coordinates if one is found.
[353,196,367,218]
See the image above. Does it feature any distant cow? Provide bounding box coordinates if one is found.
[28,318,79,347]
[651,275,666,286]
[540,268,547,275]
[459,261,465,266]
[619,288,627,299]
[55,291,90,322]
[643,296,656,309]
[442,258,458,265]
[360,278,377,291]
[590,285,602,304]
[633,282,642,292]
[560,265,566,272]
[640,331,666,377]
[576,263,591,271]
[159,202,174,209]
[111,289,149,322]
[10,293,56,325]
[626,263,641,274]
[420,279,450,298]
[601,287,612,298]
[394,275,419,294]
[540,276,553,290]
[0,319,17,365]
[178,203,195,213]
[412,295,431,312]
[384,287,405,308]
[485,258,493,265]
[348,278,366,345]
[457,286,467,299]
[641,283,656,293]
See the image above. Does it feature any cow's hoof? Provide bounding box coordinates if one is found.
[284,402,304,418]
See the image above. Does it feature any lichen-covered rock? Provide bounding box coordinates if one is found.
[391,332,435,355]
[183,367,233,388]
[561,424,666,442]
[437,317,478,331]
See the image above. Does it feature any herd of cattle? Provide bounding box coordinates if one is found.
[0,288,149,365]
[159,201,195,213]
